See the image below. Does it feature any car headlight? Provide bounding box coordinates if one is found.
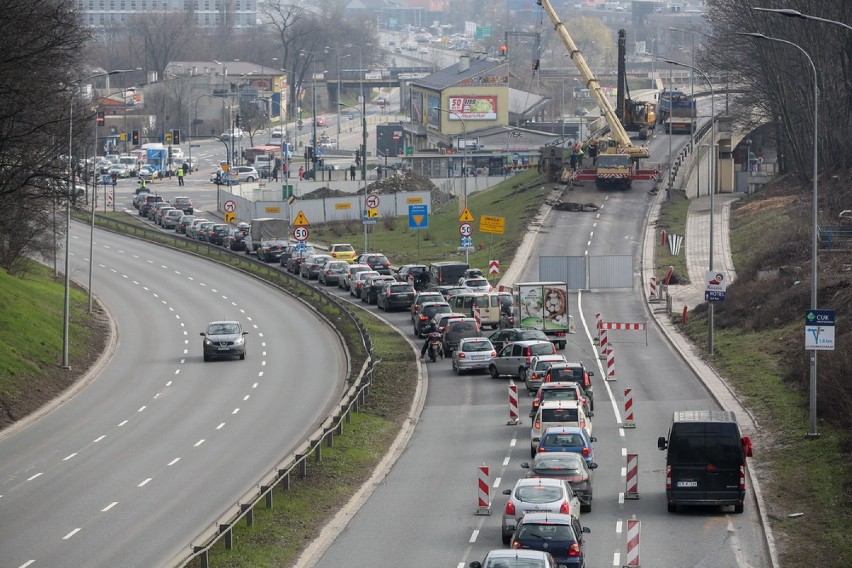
[234,337,245,345]
[204,339,213,346]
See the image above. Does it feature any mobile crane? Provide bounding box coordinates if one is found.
[537,0,658,189]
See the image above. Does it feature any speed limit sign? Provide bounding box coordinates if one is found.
[293,226,309,241]
[459,223,473,237]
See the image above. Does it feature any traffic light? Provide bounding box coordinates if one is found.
[172,129,180,144]
[234,114,241,128]
[131,129,139,145]
[97,112,105,126]
[306,146,315,161]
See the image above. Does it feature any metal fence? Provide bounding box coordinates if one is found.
[92,214,379,568]
[819,225,852,252]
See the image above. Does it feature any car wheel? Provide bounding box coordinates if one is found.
[240,352,246,361]
[501,532,511,545]
[667,503,677,513]
[203,353,210,362]
[559,341,567,350]
[733,503,744,514]
[530,445,536,458]
[454,364,462,376]
[489,364,499,379]
[518,367,526,380]
[246,176,255,182]
[581,502,591,513]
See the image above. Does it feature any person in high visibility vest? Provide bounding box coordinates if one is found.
[176,165,185,186]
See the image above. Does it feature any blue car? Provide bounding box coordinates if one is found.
[509,512,590,568]
[536,426,597,466]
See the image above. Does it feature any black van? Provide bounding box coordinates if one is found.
[657,410,752,514]
[428,261,469,286]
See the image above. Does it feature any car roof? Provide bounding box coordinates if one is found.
[518,511,576,525]
[535,355,567,362]
[511,340,554,347]
[514,476,566,488]
[485,548,553,560]
[542,426,588,436]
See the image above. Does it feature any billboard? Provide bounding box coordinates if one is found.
[411,91,424,124]
[448,96,498,120]
[427,94,440,128]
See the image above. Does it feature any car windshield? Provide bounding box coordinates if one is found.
[514,485,563,503]
[388,285,412,293]
[550,368,584,381]
[515,523,576,542]
[462,340,492,352]
[423,305,451,317]
[531,344,556,356]
[449,321,477,332]
[542,389,580,402]
[540,407,579,422]
[208,323,240,335]
[534,361,555,372]
[520,331,548,341]
[334,245,354,252]
[466,278,488,286]
[534,455,584,472]
[541,432,585,447]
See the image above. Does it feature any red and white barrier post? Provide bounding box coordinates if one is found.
[476,465,492,515]
[624,516,641,566]
[648,277,658,302]
[623,388,636,428]
[625,453,639,500]
[474,307,482,331]
[507,384,521,425]
[599,325,609,359]
[594,312,602,344]
[606,344,616,381]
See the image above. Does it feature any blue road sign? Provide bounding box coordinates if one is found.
[408,204,428,229]
[295,242,307,252]
[460,236,473,247]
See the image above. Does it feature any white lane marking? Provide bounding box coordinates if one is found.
[618,492,625,504]
[211,288,217,293]
[174,369,180,375]
[138,478,152,487]
[133,280,139,285]
[231,302,238,306]
[62,528,81,539]
[138,406,147,412]
[194,439,205,447]
[217,423,226,430]
[252,383,258,389]
[19,560,36,568]
[102,501,118,512]
[509,438,517,447]
[168,458,180,466]
[118,420,128,427]
[258,372,264,377]
[622,447,627,457]
[180,358,185,364]
[93,435,106,443]
[613,552,621,566]
[261,361,266,366]
[168,306,174,312]
[502,456,510,466]
[221,295,228,300]
[188,276,194,281]
[27,473,43,481]
[493,477,501,488]
[621,467,627,477]
[232,408,240,415]
[616,520,623,534]
[63,453,77,461]
[469,530,479,543]
[200,283,206,286]
[166,381,173,387]
[243,395,250,401]
[122,274,128,279]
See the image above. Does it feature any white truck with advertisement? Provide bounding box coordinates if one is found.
[245,218,290,254]
[514,282,575,350]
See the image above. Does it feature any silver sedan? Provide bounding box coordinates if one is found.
[451,337,496,375]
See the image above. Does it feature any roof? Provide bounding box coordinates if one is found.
[411,57,505,90]
[508,88,551,117]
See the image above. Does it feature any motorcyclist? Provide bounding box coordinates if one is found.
[420,320,440,361]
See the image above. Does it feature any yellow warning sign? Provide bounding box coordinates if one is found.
[459,208,474,222]
[479,215,505,234]
[293,210,310,226]
[224,212,236,223]
[366,208,380,219]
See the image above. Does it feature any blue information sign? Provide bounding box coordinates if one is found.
[408,205,428,229]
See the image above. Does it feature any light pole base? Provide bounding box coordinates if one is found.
[805,432,821,439]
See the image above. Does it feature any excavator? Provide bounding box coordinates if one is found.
[616,29,656,140]
[537,0,659,190]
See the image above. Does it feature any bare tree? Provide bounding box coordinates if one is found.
[131,11,194,81]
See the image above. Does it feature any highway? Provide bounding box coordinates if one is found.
[0,222,346,566]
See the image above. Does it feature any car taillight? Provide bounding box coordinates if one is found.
[505,501,516,516]
[739,465,745,490]
[511,541,521,550]
[457,353,466,358]
[559,501,570,514]
[582,447,590,456]
[534,419,540,429]
[525,356,531,365]
[419,315,427,321]
[568,543,581,556]
[491,351,497,357]
[666,465,672,490]
[579,419,586,429]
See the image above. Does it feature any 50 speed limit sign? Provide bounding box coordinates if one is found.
[293,227,309,241]
[459,223,473,237]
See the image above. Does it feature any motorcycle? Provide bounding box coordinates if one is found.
[426,331,444,362]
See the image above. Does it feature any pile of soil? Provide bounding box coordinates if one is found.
[301,187,350,199]
[362,171,437,195]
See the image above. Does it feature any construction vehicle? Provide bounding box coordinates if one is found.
[616,29,656,140]
[537,0,659,190]
[657,88,697,134]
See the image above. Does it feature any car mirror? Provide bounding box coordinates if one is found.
[242,331,249,335]
[501,489,511,495]
[520,462,529,468]
[469,562,483,568]
[657,436,667,450]
[588,462,598,469]
[587,411,594,418]
[200,332,206,336]
[582,526,591,534]
[590,436,597,442]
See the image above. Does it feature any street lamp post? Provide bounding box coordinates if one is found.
[340,101,369,252]
[64,69,134,368]
[434,106,469,262]
[740,31,821,437]
[326,46,350,149]
[753,7,852,31]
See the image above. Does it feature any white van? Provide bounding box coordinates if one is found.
[448,292,502,329]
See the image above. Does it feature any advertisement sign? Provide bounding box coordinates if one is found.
[427,94,441,128]
[448,96,498,120]
[411,91,424,124]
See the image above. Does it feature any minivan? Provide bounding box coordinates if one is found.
[448,292,502,329]
[657,410,753,514]
[428,261,469,286]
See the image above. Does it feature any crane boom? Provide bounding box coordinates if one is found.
[537,0,649,158]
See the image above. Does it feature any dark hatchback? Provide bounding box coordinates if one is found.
[377,282,416,311]
[413,302,453,337]
[509,512,590,567]
[208,224,231,246]
[355,253,392,275]
[228,228,247,251]
[544,362,595,411]
[257,240,289,262]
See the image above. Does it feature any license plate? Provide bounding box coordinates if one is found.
[217,347,231,351]
[677,480,698,488]
[471,355,488,360]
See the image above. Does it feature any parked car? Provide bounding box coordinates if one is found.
[442,317,481,354]
[200,320,248,362]
[487,328,550,352]
[207,224,231,246]
[451,337,496,375]
[300,254,334,279]
[524,354,568,394]
[339,263,370,291]
[328,243,357,263]
[361,274,397,304]
[318,260,350,286]
[355,253,392,275]
[531,400,594,454]
[376,282,416,311]
[488,340,557,379]
[501,477,581,544]
[161,209,184,230]
[521,451,598,512]
[257,240,289,262]
[509,512,590,566]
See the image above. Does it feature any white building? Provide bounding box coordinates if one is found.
[76,0,258,28]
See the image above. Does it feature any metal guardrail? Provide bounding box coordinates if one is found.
[91,214,379,568]
[819,225,852,252]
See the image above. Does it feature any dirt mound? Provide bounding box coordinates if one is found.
[301,187,350,199]
[360,171,437,195]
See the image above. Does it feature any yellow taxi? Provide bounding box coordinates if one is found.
[328,243,357,263]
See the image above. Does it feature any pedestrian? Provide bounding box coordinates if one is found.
[176,165,185,186]
[271,163,279,181]
[111,172,118,187]
[298,165,305,181]
[349,164,356,181]
[577,144,585,168]
[283,161,289,179]
[182,162,189,176]
[588,139,598,165]
[376,165,383,180]
[569,146,577,170]
[214,171,222,187]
